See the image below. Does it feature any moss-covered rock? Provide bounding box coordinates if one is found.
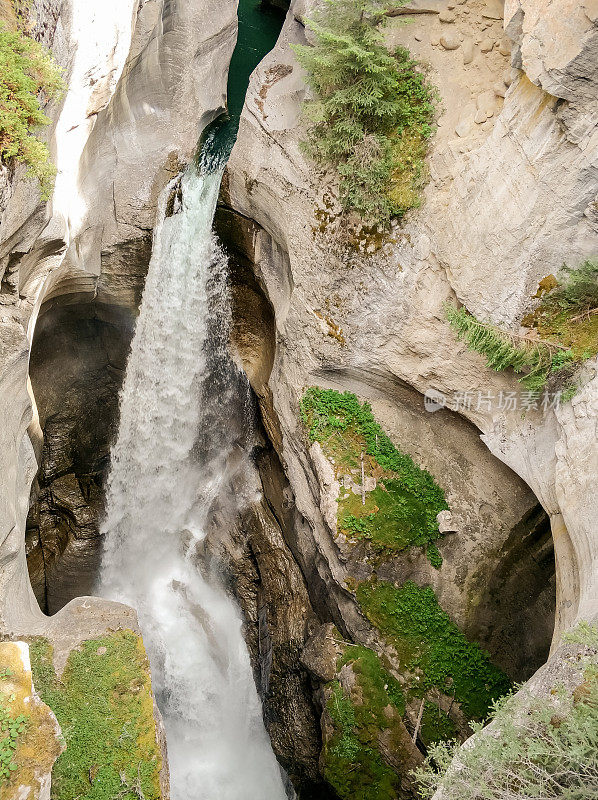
[0,641,63,800]
[30,630,163,800]
[300,388,448,567]
[318,632,421,800]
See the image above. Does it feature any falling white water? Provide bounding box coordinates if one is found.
[99,163,287,800]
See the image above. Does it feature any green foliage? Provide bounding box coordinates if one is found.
[292,0,435,225]
[0,22,64,198]
[356,579,511,719]
[419,701,457,747]
[301,387,448,565]
[523,261,598,369]
[0,688,27,784]
[323,644,406,800]
[542,261,598,315]
[445,303,578,394]
[414,677,598,799]
[30,632,162,800]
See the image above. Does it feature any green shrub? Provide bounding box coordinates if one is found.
[0,22,64,198]
[445,303,577,395]
[413,676,598,800]
[292,0,435,225]
[356,579,511,719]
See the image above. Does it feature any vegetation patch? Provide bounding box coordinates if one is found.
[523,260,598,361]
[0,662,28,786]
[0,21,64,198]
[301,387,448,566]
[0,641,62,796]
[292,0,435,226]
[323,642,407,800]
[30,631,162,800]
[446,262,598,398]
[446,303,579,396]
[414,625,598,799]
[356,579,511,719]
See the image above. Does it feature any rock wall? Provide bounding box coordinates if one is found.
[221,0,597,793]
[224,0,597,644]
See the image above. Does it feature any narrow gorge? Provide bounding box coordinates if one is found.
[0,1,596,800]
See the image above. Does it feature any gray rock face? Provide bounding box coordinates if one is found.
[225,0,597,651]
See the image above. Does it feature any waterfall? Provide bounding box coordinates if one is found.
[99,152,288,799]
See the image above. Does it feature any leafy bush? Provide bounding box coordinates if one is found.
[0,22,64,198]
[446,303,577,394]
[293,0,435,225]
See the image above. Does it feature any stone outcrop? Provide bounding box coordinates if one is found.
[0,640,63,800]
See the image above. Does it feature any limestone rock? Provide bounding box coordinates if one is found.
[482,0,505,19]
[504,0,598,104]
[480,37,494,52]
[439,9,456,22]
[440,32,461,49]
[462,37,475,64]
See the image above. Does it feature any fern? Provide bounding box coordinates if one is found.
[445,304,576,394]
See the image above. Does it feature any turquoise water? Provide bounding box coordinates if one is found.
[201,0,285,167]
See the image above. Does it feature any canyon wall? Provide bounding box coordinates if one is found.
[221,0,597,793]
[0,0,595,797]
[0,1,238,796]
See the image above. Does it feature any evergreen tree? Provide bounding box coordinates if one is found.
[293,0,435,225]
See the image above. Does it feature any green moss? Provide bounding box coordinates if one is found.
[419,701,457,747]
[301,388,448,566]
[29,631,162,800]
[323,644,407,800]
[356,580,511,719]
